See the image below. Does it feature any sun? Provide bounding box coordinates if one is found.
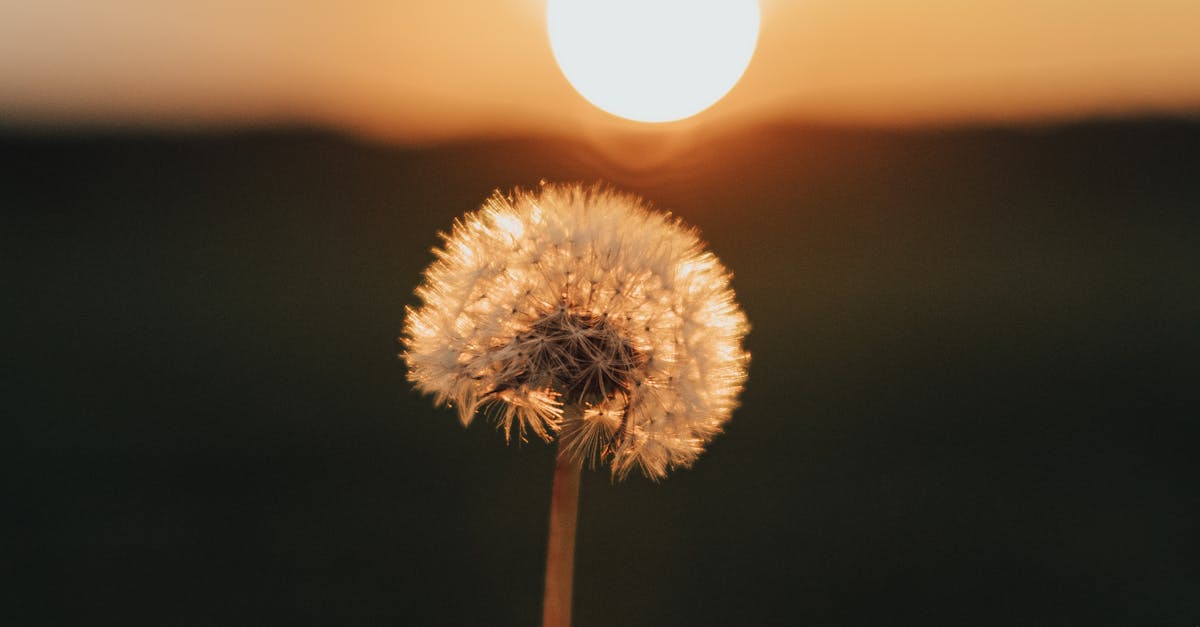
[547,0,760,124]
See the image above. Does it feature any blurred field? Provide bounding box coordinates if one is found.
[4,119,1198,625]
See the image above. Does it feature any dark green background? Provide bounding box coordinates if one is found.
[5,120,1198,625]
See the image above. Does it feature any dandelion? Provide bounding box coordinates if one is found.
[402,183,750,480]
[402,183,749,626]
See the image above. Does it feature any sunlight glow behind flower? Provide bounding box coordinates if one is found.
[403,184,749,479]
[547,0,760,123]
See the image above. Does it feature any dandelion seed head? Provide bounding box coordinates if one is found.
[402,183,749,479]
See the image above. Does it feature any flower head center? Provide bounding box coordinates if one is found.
[504,307,643,406]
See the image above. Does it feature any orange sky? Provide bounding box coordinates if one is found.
[2,0,1199,142]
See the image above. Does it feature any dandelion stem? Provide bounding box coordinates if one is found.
[541,443,582,627]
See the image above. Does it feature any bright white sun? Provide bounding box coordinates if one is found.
[547,0,760,123]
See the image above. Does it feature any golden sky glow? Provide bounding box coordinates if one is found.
[2,0,1199,141]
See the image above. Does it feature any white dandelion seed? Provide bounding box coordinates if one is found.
[402,183,749,480]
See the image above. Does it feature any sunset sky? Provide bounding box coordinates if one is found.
[3,0,1199,141]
